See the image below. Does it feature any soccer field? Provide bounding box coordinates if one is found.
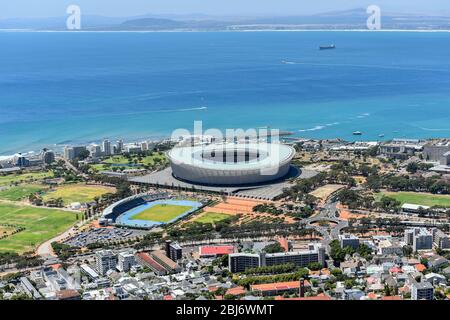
[130,204,194,222]
[43,184,115,205]
[0,203,78,253]
[0,184,47,201]
[193,212,232,224]
[378,192,450,207]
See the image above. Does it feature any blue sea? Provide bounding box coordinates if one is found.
[1,31,450,155]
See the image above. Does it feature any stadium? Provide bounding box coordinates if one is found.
[101,193,203,229]
[167,142,296,186]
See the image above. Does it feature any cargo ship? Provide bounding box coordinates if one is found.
[319,44,336,50]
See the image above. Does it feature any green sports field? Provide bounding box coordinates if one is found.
[130,204,193,222]
[377,192,450,207]
[42,184,115,205]
[194,212,232,224]
[0,203,78,253]
[0,171,53,186]
[0,184,47,201]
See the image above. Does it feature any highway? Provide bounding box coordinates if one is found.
[303,200,348,253]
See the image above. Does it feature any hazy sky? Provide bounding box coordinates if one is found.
[1,0,450,19]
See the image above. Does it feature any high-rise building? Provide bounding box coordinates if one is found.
[95,250,117,275]
[165,241,183,261]
[405,228,433,251]
[117,251,136,272]
[117,140,124,154]
[15,154,30,167]
[229,243,325,273]
[102,139,111,156]
[41,150,55,164]
[411,281,434,300]
[432,228,450,250]
[64,146,87,160]
[89,144,102,158]
[339,234,360,249]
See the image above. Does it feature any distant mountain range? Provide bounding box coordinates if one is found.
[2,8,450,31]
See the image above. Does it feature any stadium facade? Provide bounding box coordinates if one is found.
[167,142,295,186]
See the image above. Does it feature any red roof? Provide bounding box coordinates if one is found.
[136,252,166,273]
[199,245,235,256]
[275,293,331,301]
[277,237,289,252]
[382,295,402,300]
[163,295,173,300]
[389,267,402,274]
[415,264,426,272]
[251,280,310,293]
[226,286,246,296]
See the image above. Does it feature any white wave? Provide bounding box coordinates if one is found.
[0,155,14,161]
[418,126,450,131]
[298,125,325,132]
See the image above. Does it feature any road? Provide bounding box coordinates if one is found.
[303,200,348,253]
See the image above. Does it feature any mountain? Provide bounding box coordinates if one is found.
[1,8,450,31]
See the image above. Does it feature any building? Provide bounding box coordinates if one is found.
[250,280,310,296]
[199,245,235,258]
[80,264,100,281]
[135,252,167,276]
[405,228,433,251]
[401,203,431,215]
[117,251,136,272]
[165,241,182,261]
[228,243,325,273]
[89,144,102,158]
[167,142,295,186]
[229,253,260,273]
[432,228,450,250]
[41,150,55,164]
[64,146,87,160]
[15,154,30,167]
[117,140,124,153]
[379,139,424,160]
[411,281,434,300]
[102,139,112,156]
[20,277,42,299]
[339,234,360,249]
[423,140,450,161]
[95,250,117,276]
[150,250,181,273]
[56,289,81,300]
[440,151,450,166]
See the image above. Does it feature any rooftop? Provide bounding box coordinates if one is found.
[199,245,235,256]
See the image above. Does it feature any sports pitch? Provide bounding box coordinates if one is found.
[115,199,202,228]
[378,192,450,207]
[130,204,194,222]
[0,203,78,253]
[43,184,115,205]
[193,212,232,224]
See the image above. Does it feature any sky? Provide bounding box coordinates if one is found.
[1,0,450,19]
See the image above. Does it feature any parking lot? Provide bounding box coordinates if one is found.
[64,227,148,247]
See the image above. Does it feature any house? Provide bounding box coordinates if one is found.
[427,255,448,269]
[424,273,446,285]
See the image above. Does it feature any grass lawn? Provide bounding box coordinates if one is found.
[0,171,53,186]
[0,184,47,201]
[130,204,193,222]
[377,191,450,207]
[194,212,232,224]
[43,184,115,205]
[91,153,167,171]
[0,203,78,253]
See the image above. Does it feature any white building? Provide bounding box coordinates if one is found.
[117,251,136,272]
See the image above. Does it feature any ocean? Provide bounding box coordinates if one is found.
[1,31,450,155]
